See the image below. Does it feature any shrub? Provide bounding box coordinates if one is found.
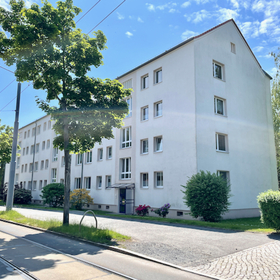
[152,203,171,218]
[14,188,32,204]
[182,171,231,222]
[135,204,150,216]
[257,190,280,231]
[70,189,94,210]
[41,183,64,207]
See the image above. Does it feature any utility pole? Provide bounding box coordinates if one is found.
[6,83,21,211]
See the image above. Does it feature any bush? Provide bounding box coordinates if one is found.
[135,204,150,216]
[182,171,231,222]
[257,190,280,231]
[41,183,64,207]
[14,188,32,204]
[70,189,94,210]
[152,203,171,218]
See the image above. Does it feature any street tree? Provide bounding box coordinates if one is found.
[0,0,131,224]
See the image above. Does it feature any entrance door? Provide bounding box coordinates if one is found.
[119,189,126,213]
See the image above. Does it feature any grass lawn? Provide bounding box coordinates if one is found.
[0,200,277,234]
[0,210,130,245]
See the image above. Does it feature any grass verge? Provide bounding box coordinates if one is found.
[0,210,130,245]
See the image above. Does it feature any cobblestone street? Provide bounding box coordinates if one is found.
[187,241,280,280]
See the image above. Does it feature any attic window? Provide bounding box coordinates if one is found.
[231,43,236,54]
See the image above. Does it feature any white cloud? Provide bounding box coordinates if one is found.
[253,46,264,52]
[259,18,274,34]
[252,0,265,12]
[117,12,125,20]
[146,3,155,11]
[186,9,211,23]
[269,67,278,77]
[181,1,191,8]
[229,0,239,9]
[194,0,210,4]
[137,17,144,23]
[0,0,10,10]
[217,8,239,22]
[169,8,176,13]
[239,21,260,38]
[181,30,199,40]
[125,31,133,38]
[25,0,36,8]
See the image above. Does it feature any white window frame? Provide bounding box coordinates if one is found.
[53,147,58,161]
[141,173,149,188]
[40,160,44,170]
[155,172,163,188]
[217,170,230,184]
[125,97,132,118]
[107,146,112,159]
[45,159,49,169]
[48,120,51,129]
[39,180,43,190]
[154,101,162,117]
[121,127,132,148]
[216,133,228,152]
[43,122,47,131]
[62,156,65,167]
[24,131,27,139]
[86,151,92,163]
[214,96,226,116]
[141,106,149,121]
[30,145,34,154]
[34,162,38,172]
[36,143,40,153]
[42,141,45,150]
[24,164,27,173]
[120,158,131,179]
[98,148,103,161]
[47,140,50,149]
[154,136,163,152]
[26,146,29,155]
[96,176,102,189]
[44,180,47,187]
[77,153,82,165]
[32,128,36,137]
[213,61,224,80]
[141,74,149,90]
[106,175,112,188]
[123,79,132,89]
[75,177,81,189]
[231,42,236,54]
[84,177,91,189]
[21,165,24,173]
[141,139,149,154]
[51,168,57,183]
[37,125,41,135]
[33,181,37,191]
[154,68,162,84]
[29,163,33,173]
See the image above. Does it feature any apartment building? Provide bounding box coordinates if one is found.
[5,19,278,219]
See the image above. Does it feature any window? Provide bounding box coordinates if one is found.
[213,61,224,80]
[141,106,148,121]
[141,74,149,89]
[106,175,111,188]
[48,120,51,129]
[217,170,230,183]
[30,145,34,154]
[36,143,40,153]
[44,180,47,187]
[216,133,228,152]
[47,140,50,149]
[141,173,149,188]
[120,158,131,179]
[23,148,25,156]
[15,174,19,184]
[24,181,26,189]
[39,180,43,190]
[214,97,226,116]
[40,160,44,170]
[42,141,45,150]
[123,79,132,89]
[75,178,81,189]
[154,101,162,117]
[24,131,27,139]
[33,181,37,190]
[121,127,131,148]
[45,159,49,169]
[43,122,47,131]
[16,157,20,169]
[107,146,112,159]
[154,68,162,84]
[126,98,132,118]
[32,128,36,136]
[231,42,236,54]
[141,139,148,154]
[18,142,21,153]
[98,148,103,161]
[154,136,163,152]
[37,125,41,135]
[155,172,163,188]
[27,130,30,137]
[96,176,102,189]
[86,151,92,163]
[84,177,91,189]
[62,156,65,166]
[21,165,24,173]
[26,146,29,155]
[29,163,33,172]
[53,147,58,161]
[51,168,57,183]
[34,162,38,172]
[28,181,32,190]
[77,154,82,165]
[25,164,27,172]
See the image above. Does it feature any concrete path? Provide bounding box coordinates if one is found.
[1,206,280,279]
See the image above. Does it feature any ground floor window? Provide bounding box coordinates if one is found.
[155,172,163,188]
[84,177,91,189]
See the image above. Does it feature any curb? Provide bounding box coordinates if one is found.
[0,217,220,280]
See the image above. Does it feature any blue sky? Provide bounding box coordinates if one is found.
[0,0,279,128]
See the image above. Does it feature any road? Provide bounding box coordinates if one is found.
[0,221,211,280]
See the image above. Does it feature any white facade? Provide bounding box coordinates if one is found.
[5,20,278,219]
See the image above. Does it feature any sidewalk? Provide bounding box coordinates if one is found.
[1,206,280,279]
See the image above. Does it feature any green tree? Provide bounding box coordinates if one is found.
[271,48,280,187]
[0,0,131,224]
[0,121,14,196]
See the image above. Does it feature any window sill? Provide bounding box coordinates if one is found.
[141,87,149,91]
[154,150,163,153]
[154,115,162,119]
[141,187,149,189]
[213,77,225,82]
[85,162,92,164]
[155,186,163,189]
[141,119,149,122]
[120,146,132,150]
[216,150,229,154]
[106,158,112,160]
[214,113,227,118]
[141,152,149,155]
[154,81,162,85]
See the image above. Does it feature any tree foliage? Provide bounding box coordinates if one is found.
[3,184,32,204]
[70,189,93,210]
[0,0,131,224]
[182,171,231,222]
[41,183,64,207]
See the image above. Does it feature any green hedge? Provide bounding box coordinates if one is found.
[257,190,280,231]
